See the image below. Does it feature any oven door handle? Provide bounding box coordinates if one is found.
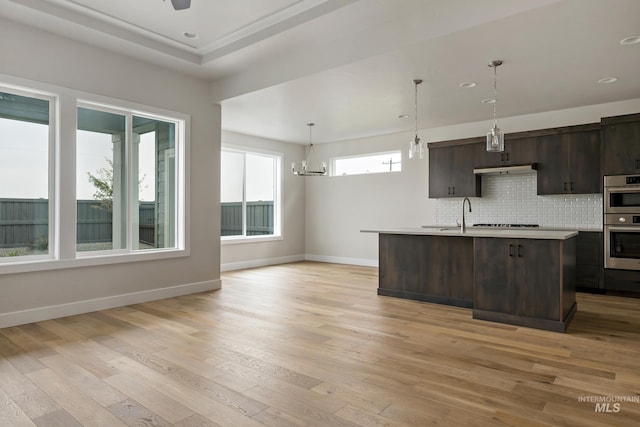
[606,226,640,232]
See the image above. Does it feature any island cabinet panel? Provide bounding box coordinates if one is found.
[536,126,601,195]
[473,237,577,332]
[428,142,481,198]
[378,234,474,307]
[602,113,640,175]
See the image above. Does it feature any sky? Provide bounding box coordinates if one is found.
[0,117,156,201]
[220,150,275,203]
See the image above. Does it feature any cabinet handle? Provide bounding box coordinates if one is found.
[517,245,523,258]
[509,244,514,257]
[452,186,455,195]
[506,152,510,162]
[563,182,568,191]
[501,153,504,162]
[570,182,574,191]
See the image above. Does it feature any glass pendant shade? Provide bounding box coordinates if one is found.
[486,125,504,152]
[409,135,425,159]
[486,59,505,152]
[408,79,424,160]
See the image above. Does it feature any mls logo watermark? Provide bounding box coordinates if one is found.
[578,395,639,413]
[594,402,620,413]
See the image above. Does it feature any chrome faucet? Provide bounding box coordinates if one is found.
[461,197,472,233]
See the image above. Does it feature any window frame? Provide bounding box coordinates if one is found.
[331,150,402,177]
[220,144,282,244]
[0,83,57,264]
[0,75,190,275]
[76,101,186,257]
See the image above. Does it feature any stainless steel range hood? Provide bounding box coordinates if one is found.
[473,163,537,175]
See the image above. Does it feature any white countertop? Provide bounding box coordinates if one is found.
[361,226,578,240]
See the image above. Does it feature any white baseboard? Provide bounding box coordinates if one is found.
[0,279,221,329]
[305,254,378,267]
[221,254,305,272]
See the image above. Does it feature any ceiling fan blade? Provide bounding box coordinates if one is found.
[170,0,191,10]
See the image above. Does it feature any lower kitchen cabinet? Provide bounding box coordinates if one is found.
[576,231,603,290]
[604,269,640,292]
[378,234,474,307]
[473,237,577,332]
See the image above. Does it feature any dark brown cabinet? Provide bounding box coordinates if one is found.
[428,142,481,198]
[536,126,601,195]
[602,113,640,175]
[473,237,577,331]
[477,136,537,168]
[576,231,603,289]
[604,269,640,292]
[378,234,474,307]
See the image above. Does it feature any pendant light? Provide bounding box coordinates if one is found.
[408,79,425,160]
[486,60,504,152]
[291,123,327,176]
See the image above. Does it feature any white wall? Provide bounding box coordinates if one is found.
[0,18,221,327]
[305,98,640,266]
[220,131,305,271]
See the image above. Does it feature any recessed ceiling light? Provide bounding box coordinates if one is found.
[459,81,476,88]
[183,32,198,39]
[598,77,618,84]
[620,35,640,45]
[398,114,410,119]
[481,98,495,104]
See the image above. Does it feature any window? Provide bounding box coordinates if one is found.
[333,150,402,176]
[77,104,181,254]
[0,77,187,270]
[221,147,281,240]
[0,88,53,260]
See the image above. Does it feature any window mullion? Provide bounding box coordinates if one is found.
[126,113,135,251]
[57,94,77,260]
[242,152,247,237]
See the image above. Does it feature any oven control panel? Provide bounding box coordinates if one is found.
[605,214,640,225]
[627,176,640,185]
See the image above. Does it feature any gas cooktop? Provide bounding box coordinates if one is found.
[472,223,540,228]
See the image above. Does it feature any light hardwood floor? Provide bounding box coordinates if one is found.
[1,261,639,426]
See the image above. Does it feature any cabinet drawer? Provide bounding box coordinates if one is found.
[576,231,600,244]
[604,269,640,292]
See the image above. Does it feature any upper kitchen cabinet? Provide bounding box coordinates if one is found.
[536,124,601,195]
[428,139,482,198]
[477,136,537,168]
[602,113,640,175]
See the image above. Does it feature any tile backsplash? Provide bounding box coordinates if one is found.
[435,173,602,230]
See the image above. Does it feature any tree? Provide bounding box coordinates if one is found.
[87,158,148,212]
[87,158,114,212]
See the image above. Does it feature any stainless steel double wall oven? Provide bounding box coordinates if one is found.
[604,175,640,270]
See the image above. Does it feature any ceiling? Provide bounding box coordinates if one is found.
[2,0,640,144]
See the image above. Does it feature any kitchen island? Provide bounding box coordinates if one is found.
[362,227,578,332]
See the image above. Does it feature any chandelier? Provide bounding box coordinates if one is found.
[291,123,327,176]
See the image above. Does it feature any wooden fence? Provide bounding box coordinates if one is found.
[0,199,156,248]
[221,201,274,236]
[0,199,274,247]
